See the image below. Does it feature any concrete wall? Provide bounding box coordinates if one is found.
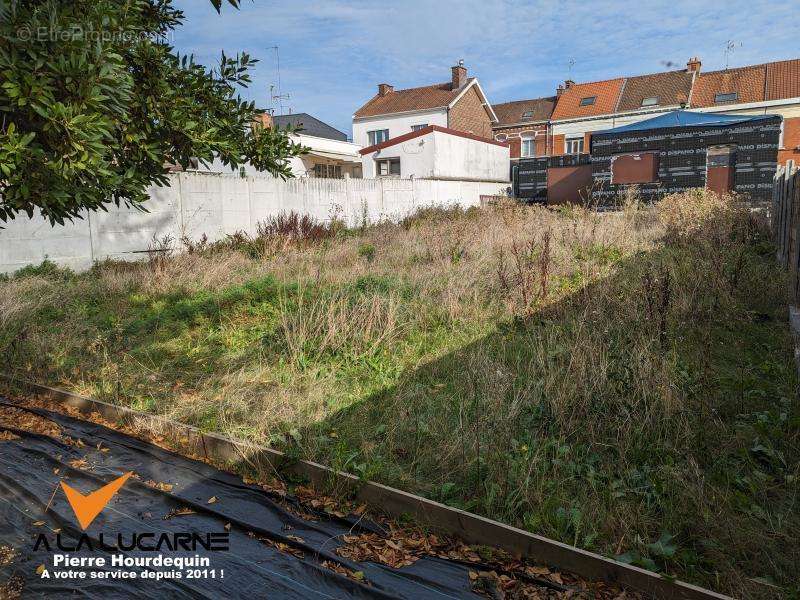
[0,172,507,274]
[361,129,510,182]
[431,130,509,181]
[352,108,448,148]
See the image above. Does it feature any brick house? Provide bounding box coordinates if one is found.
[352,62,498,150]
[690,59,800,165]
[491,97,556,160]
[494,56,800,166]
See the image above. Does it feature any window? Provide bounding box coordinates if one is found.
[714,92,738,103]
[522,111,535,119]
[376,158,400,177]
[565,137,584,155]
[579,96,596,106]
[411,124,428,131]
[313,164,343,178]
[641,96,659,107]
[367,129,389,145]
[521,136,536,157]
[495,133,507,142]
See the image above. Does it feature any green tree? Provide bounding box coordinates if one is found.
[0,0,306,224]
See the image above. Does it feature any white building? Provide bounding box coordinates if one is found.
[359,125,509,183]
[352,62,498,149]
[200,112,363,178]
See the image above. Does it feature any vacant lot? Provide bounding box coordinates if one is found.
[1,192,797,598]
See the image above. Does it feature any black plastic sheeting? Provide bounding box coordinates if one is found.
[0,400,486,599]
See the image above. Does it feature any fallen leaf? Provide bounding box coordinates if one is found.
[36,564,45,575]
[207,496,217,504]
[32,521,45,527]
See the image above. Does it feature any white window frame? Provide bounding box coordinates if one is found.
[520,134,536,158]
[641,96,659,107]
[494,133,508,142]
[565,136,585,155]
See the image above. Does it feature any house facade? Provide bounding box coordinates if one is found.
[495,57,800,167]
[352,62,498,150]
[358,125,509,182]
[491,97,556,159]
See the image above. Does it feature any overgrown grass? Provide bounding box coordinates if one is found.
[0,195,797,598]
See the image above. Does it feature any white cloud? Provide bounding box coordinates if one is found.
[173,0,800,135]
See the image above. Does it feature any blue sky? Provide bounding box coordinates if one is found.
[172,0,799,137]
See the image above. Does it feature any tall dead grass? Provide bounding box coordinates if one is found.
[0,192,795,596]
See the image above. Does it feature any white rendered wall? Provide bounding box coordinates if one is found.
[361,130,510,182]
[0,173,507,274]
[352,108,448,148]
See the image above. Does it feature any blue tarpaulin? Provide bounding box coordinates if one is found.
[595,110,775,135]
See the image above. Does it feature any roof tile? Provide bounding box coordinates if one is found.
[354,81,467,118]
[551,78,625,120]
[493,97,556,125]
[616,70,694,112]
[691,65,766,107]
[765,59,800,101]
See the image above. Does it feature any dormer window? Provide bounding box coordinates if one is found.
[579,96,596,106]
[714,92,738,103]
[641,96,659,107]
[522,111,535,119]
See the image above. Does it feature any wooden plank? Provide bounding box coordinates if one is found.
[775,166,786,263]
[783,165,793,266]
[0,374,732,600]
[793,168,800,303]
[788,167,799,303]
[773,165,784,243]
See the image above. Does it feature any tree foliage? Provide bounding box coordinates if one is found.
[0,0,306,224]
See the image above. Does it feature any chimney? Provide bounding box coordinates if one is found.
[253,112,272,129]
[686,57,701,73]
[556,84,565,97]
[564,79,575,89]
[451,59,467,89]
[378,83,393,96]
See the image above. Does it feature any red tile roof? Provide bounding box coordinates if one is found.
[616,70,694,112]
[493,97,556,125]
[551,78,625,121]
[691,65,766,107]
[359,125,508,155]
[765,59,800,101]
[354,80,471,118]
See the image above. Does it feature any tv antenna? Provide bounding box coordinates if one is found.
[268,46,290,114]
[724,40,741,70]
[567,58,576,77]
